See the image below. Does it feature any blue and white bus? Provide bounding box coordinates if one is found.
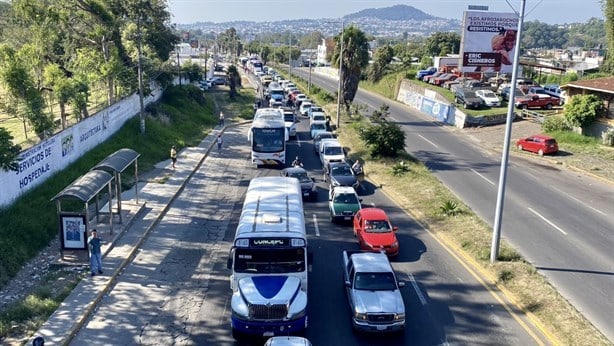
[227,176,309,339]
[249,108,288,166]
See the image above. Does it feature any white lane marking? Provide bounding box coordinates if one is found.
[312,214,320,237]
[471,169,496,186]
[406,273,427,306]
[296,137,302,147]
[417,134,439,149]
[528,207,568,235]
[550,186,607,216]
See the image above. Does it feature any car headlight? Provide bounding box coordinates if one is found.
[395,313,405,320]
[363,242,374,249]
[354,311,368,321]
[391,241,399,248]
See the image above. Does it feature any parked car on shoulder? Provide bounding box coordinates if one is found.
[455,88,484,109]
[210,76,227,85]
[353,208,399,257]
[516,135,558,156]
[475,89,501,107]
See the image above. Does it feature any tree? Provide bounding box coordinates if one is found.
[564,94,604,127]
[367,45,394,82]
[331,25,370,112]
[602,0,614,73]
[359,104,406,157]
[423,32,460,56]
[0,128,21,172]
[181,60,202,82]
[227,65,240,98]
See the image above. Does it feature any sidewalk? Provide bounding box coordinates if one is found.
[34,121,251,345]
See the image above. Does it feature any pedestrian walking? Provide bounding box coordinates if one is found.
[219,111,225,126]
[216,134,223,151]
[170,145,177,169]
[87,229,103,276]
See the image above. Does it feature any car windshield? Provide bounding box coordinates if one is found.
[316,133,333,141]
[354,272,397,291]
[289,171,311,183]
[334,193,358,204]
[331,165,352,176]
[365,220,392,233]
[311,107,323,113]
[324,146,343,155]
[482,91,496,98]
[312,124,326,130]
[313,115,326,122]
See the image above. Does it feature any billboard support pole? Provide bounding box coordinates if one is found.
[490,0,527,263]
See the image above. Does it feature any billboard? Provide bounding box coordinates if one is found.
[459,11,519,74]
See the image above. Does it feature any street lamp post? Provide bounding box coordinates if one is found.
[336,18,344,130]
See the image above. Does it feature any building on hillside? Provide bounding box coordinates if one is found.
[561,77,614,142]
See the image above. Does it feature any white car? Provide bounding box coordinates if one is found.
[309,113,327,127]
[299,102,313,116]
[319,140,345,166]
[475,89,501,107]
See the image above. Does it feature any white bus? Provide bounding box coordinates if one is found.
[249,108,288,166]
[227,176,309,338]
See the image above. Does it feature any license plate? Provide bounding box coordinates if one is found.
[263,331,274,337]
[376,325,387,331]
[303,192,309,196]
[344,216,351,220]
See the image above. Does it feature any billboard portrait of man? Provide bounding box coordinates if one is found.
[459,11,519,74]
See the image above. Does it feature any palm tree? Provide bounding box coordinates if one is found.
[330,25,370,113]
[227,65,240,98]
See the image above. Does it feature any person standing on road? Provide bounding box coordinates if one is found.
[170,145,177,169]
[88,229,103,277]
[219,111,225,126]
[217,134,223,152]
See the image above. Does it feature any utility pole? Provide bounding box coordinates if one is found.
[176,49,181,86]
[490,0,527,263]
[288,32,292,76]
[336,18,344,130]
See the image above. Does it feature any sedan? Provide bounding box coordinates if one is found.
[280,167,317,200]
[324,161,359,190]
[353,208,399,257]
[210,76,226,85]
[516,135,559,156]
[475,90,501,107]
[310,123,328,139]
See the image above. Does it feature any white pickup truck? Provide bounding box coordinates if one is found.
[342,251,406,333]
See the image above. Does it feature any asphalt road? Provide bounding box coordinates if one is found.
[69,116,548,345]
[293,68,614,341]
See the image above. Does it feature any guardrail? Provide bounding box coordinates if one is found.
[517,109,546,123]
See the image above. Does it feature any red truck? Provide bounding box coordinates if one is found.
[514,94,561,110]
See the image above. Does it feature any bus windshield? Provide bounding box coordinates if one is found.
[234,248,305,273]
[252,128,284,152]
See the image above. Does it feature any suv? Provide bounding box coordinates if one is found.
[329,186,362,223]
[455,88,484,109]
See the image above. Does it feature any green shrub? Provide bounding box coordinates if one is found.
[391,161,410,176]
[541,115,569,133]
[439,200,460,216]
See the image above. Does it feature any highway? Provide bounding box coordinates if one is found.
[293,67,614,341]
[69,119,549,345]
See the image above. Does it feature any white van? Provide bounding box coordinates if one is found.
[319,140,345,166]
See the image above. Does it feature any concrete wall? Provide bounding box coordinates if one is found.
[0,88,163,208]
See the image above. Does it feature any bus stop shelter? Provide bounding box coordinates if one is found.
[91,148,141,223]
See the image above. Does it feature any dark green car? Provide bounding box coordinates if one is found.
[329,186,362,223]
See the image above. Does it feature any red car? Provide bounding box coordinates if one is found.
[516,135,559,156]
[352,208,399,257]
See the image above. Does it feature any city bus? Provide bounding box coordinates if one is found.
[227,176,309,339]
[249,108,288,166]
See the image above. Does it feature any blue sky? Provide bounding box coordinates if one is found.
[167,0,604,25]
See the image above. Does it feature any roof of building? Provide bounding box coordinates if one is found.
[562,77,614,94]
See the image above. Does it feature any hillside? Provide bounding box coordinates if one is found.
[345,4,437,21]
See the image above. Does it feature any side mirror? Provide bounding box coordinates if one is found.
[398,281,406,287]
[344,280,351,287]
